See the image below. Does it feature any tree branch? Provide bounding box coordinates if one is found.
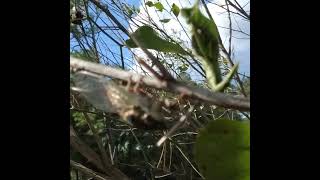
[70,57,250,111]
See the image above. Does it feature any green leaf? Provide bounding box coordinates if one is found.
[171,3,180,17]
[159,19,171,23]
[154,2,164,12]
[195,119,250,180]
[125,25,187,55]
[182,1,236,92]
[213,63,239,92]
[145,1,154,7]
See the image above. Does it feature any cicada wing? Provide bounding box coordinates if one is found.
[72,72,117,113]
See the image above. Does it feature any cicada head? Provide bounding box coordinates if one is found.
[121,106,167,130]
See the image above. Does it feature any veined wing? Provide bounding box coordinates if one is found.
[71,71,164,128]
[72,72,117,113]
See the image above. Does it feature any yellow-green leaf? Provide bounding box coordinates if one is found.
[171,3,180,17]
[154,2,164,12]
[195,119,250,180]
[182,1,237,92]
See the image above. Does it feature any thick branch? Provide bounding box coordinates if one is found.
[70,125,129,180]
[70,57,250,111]
[227,0,250,20]
[70,125,105,172]
[70,160,111,180]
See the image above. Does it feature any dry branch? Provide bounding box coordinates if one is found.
[70,126,130,180]
[70,57,250,111]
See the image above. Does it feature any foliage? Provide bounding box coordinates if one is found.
[195,119,250,180]
[145,1,164,12]
[181,1,238,92]
[171,3,180,17]
[125,25,187,55]
[70,0,250,179]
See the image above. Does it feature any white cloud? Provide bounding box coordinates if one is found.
[128,0,250,76]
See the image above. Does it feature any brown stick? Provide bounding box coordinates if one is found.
[70,57,250,111]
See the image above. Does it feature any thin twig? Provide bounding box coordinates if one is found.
[88,0,173,80]
[225,0,233,56]
[73,96,112,171]
[240,111,250,120]
[120,46,124,69]
[86,16,123,46]
[157,138,166,168]
[169,142,172,170]
[130,128,155,179]
[137,57,163,80]
[71,108,100,114]
[103,113,115,165]
[157,106,195,147]
[171,140,205,179]
[84,1,100,62]
[227,0,250,20]
[217,25,250,36]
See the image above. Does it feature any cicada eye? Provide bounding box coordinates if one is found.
[124,115,134,126]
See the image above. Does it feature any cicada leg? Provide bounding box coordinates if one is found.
[133,76,143,93]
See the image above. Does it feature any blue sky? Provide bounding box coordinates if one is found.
[70,0,250,78]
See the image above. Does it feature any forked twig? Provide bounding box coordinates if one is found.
[157,106,195,147]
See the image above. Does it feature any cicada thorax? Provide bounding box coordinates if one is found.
[104,80,167,130]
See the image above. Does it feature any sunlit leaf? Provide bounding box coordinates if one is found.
[171,3,180,17]
[182,1,237,92]
[154,2,164,12]
[125,25,187,55]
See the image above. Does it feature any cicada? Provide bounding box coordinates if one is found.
[71,71,167,130]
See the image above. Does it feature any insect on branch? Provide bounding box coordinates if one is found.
[70,57,250,111]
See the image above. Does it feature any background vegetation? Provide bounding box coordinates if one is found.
[70,0,250,179]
